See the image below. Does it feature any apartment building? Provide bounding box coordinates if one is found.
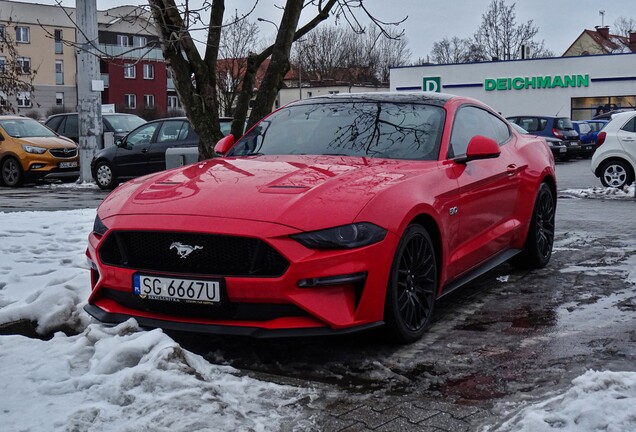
[0,1,172,119]
[0,0,77,116]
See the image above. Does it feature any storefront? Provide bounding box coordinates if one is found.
[390,53,636,120]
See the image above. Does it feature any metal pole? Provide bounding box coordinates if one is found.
[76,0,103,183]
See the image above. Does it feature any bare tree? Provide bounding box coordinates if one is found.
[429,0,552,64]
[430,36,471,64]
[217,10,259,117]
[613,16,636,37]
[0,19,37,114]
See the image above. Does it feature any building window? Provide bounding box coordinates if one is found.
[0,25,5,42]
[143,63,154,80]
[133,36,147,47]
[328,90,340,95]
[54,29,63,54]
[0,57,5,73]
[117,35,129,46]
[124,63,135,79]
[144,94,155,109]
[15,26,29,43]
[17,92,31,108]
[124,94,136,109]
[167,95,179,108]
[17,57,31,74]
[55,92,64,106]
[55,60,64,85]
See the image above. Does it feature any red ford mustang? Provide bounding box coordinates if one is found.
[85,93,556,343]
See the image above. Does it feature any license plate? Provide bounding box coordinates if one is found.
[133,274,221,304]
[560,148,567,153]
[59,161,78,168]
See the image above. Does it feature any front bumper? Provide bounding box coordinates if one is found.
[86,213,399,335]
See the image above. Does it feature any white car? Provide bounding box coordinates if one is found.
[591,111,636,188]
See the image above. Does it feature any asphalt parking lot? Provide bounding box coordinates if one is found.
[1,158,635,431]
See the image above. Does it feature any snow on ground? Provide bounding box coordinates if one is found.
[35,181,101,190]
[492,370,636,432]
[559,184,636,200]
[0,210,314,431]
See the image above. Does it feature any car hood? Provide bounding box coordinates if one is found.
[98,155,435,231]
[15,136,76,148]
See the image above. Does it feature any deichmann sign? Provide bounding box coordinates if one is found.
[484,74,590,91]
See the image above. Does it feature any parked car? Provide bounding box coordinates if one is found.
[0,116,79,187]
[585,119,609,148]
[85,93,556,343]
[506,115,581,160]
[45,112,146,144]
[509,122,567,161]
[592,109,634,121]
[571,121,596,157]
[90,117,232,189]
[591,111,636,188]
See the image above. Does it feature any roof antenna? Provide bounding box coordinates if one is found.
[599,10,605,27]
[554,105,564,116]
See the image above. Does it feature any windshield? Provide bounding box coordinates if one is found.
[0,118,57,138]
[228,101,445,160]
[104,114,146,134]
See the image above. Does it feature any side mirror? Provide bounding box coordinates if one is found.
[454,135,500,164]
[115,138,123,147]
[214,134,235,156]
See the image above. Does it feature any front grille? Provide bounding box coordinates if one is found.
[99,230,289,277]
[102,288,308,321]
[49,148,78,158]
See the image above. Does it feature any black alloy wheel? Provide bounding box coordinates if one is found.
[510,183,555,269]
[1,157,24,187]
[385,224,437,343]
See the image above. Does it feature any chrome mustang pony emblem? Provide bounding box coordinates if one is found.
[170,242,203,259]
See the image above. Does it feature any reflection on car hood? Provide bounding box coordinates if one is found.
[98,155,436,231]
[14,136,76,148]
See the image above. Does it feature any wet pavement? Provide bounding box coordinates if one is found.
[2,159,636,431]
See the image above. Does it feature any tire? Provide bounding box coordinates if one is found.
[1,157,24,187]
[385,224,437,343]
[599,160,634,189]
[510,183,555,269]
[94,161,116,190]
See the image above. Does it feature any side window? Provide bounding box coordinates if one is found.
[157,120,186,142]
[539,118,548,130]
[126,123,159,147]
[519,117,539,132]
[45,116,63,132]
[62,115,78,136]
[621,118,636,133]
[450,106,510,157]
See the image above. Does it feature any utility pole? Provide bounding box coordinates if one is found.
[76,0,103,183]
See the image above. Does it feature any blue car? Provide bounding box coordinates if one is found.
[572,121,596,157]
[506,115,581,160]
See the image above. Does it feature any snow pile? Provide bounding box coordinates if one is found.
[0,209,95,334]
[0,320,313,431]
[35,181,101,190]
[494,370,636,432]
[560,184,635,199]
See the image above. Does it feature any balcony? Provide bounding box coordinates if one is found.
[167,78,175,90]
[98,44,164,61]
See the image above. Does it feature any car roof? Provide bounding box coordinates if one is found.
[0,115,31,120]
[290,92,456,107]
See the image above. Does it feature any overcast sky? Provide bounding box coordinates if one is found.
[24,0,635,59]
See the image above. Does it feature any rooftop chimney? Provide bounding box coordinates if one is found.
[630,31,636,52]
[595,26,610,39]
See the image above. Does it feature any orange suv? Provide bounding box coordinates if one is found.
[0,116,79,187]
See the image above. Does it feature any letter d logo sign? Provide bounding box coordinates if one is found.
[423,77,441,93]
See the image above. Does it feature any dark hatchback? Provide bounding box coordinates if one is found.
[45,113,146,144]
[91,117,232,189]
[509,122,568,160]
[506,115,581,160]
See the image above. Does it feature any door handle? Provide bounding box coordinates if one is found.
[141,148,148,153]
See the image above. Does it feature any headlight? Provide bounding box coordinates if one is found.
[22,144,47,154]
[291,222,387,249]
[93,215,108,236]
